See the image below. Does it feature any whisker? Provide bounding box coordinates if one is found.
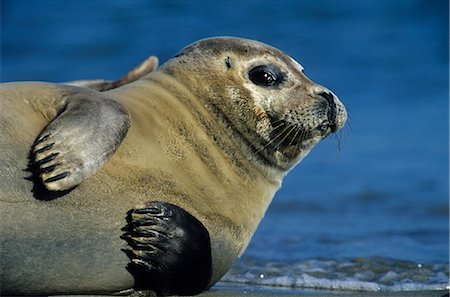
[267,125,292,147]
[256,125,292,154]
[281,126,302,155]
[283,126,301,151]
[294,128,311,155]
[273,125,297,151]
[269,118,286,125]
[248,120,287,152]
[271,122,286,131]
[298,129,308,143]
[334,134,342,158]
[333,121,350,159]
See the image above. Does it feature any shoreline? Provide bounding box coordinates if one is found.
[199,287,449,297]
[13,287,447,297]
[53,289,449,297]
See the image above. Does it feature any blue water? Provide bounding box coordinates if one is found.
[1,0,448,292]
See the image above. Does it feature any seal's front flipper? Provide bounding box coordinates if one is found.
[31,92,130,191]
[122,201,212,296]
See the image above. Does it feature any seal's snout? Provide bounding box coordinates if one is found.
[318,91,338,132]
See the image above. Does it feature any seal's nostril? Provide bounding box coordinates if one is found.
[318,91,334,106]
[318,92,337,125]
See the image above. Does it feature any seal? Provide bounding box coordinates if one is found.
[0,37,347,296]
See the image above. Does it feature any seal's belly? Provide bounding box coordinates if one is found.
[1,199,135,295]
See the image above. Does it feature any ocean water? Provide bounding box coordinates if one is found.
[1,0,448,293]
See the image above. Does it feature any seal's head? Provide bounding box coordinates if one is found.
[160,37,347,174]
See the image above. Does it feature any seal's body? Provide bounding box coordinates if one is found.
[0,37,346,296]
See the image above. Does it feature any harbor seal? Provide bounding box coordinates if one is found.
[0,37,347,296]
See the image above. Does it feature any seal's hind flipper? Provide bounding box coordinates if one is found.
[31,91,130,192]
[66,55,159,92]
[122,201,212,296]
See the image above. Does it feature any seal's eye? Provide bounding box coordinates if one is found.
[248,65,284,87]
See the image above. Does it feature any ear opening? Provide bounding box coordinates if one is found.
[224,56,232,69]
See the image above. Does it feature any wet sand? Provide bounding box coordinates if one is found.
[21,285,450,297]
[55,288,448,297]
[198,288,449,297]
[53,289,449,297]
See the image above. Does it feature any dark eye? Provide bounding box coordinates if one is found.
[248,65,285,87]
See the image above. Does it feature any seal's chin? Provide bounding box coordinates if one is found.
[259,119,338,169]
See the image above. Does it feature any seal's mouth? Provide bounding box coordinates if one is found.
[268,120,311,152]
[268,117,337,147]
[257,117,338,163]
[317,120,338,135]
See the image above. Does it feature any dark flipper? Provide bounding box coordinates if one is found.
[30,91,130,192]
[122,201,212,296]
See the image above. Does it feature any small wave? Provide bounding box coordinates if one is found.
[221,257,449,292]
